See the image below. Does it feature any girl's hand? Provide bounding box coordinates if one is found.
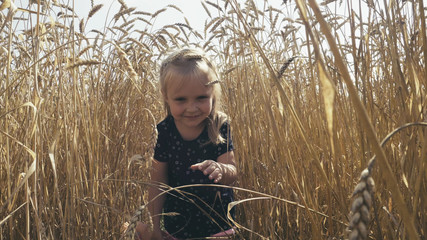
[190,160,222,183]
[150,230,163,240]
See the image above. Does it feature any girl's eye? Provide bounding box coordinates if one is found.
[174,97,186,102]
[197,96,209,100]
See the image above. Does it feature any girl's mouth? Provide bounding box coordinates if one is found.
[185,115,201,119]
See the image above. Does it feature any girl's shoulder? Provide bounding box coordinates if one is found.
[156,115,176,138]
[218,115,231,134]
[157,115,173,128]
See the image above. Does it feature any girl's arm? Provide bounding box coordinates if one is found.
[147,159,168,237]
[190,150,237,185]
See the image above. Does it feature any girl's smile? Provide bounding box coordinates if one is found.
[166,77,213,140]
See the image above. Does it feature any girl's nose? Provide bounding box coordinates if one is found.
[187,101,198,111]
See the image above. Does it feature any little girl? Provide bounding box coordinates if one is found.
[133,48,237,239]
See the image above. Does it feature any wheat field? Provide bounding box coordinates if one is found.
[0,0,426,239]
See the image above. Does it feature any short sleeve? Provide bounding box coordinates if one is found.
[154,121,169,162]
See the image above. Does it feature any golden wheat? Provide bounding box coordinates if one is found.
[0,0,425,239]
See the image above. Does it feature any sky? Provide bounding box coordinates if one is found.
[76,0,287,33]
[9,0,367,38]
[9,0,371,45]
[8,0,375,61]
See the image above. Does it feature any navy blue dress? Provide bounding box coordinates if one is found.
[154,115,235,239]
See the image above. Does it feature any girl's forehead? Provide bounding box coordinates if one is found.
[167,75,212,95]
[168,72,210,89]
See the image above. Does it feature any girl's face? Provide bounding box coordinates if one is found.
[165,76,213,137]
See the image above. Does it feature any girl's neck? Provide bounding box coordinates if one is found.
[174,120,206,141]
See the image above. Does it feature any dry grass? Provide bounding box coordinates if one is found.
[0,0,425,239]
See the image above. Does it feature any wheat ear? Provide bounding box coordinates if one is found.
[348,165,375,240]
[122,204,153,240]
[277,56,296,78]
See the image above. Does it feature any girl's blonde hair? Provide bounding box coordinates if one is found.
[159,48,227,144]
